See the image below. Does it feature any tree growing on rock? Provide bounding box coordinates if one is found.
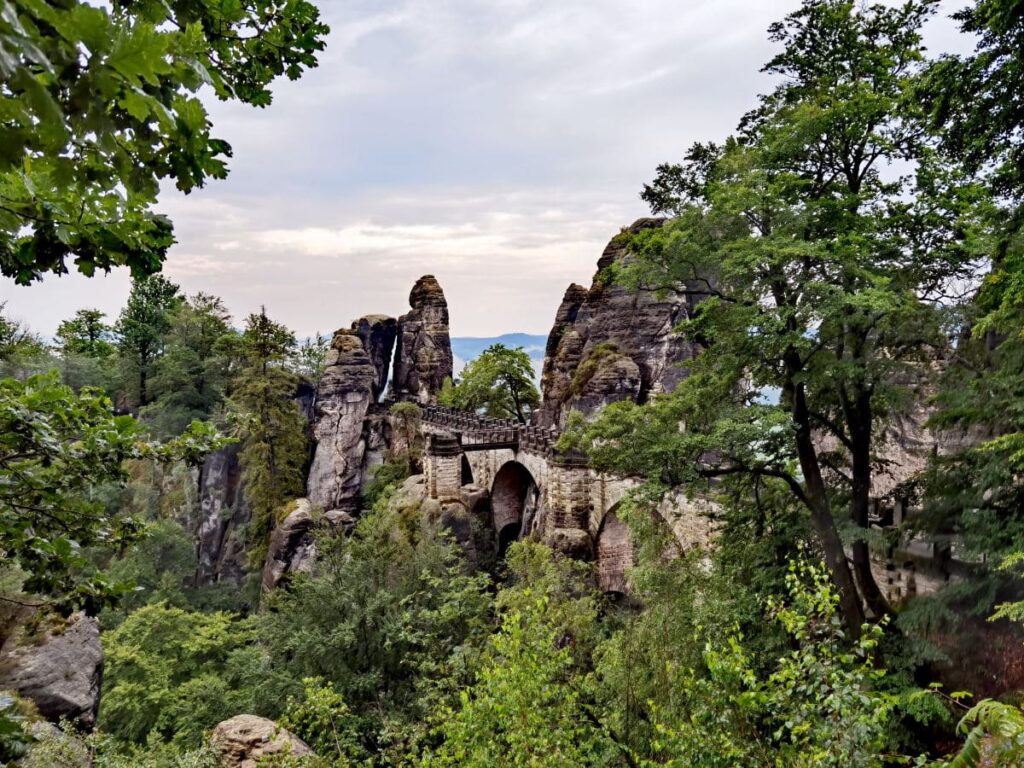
[443,344,540,423]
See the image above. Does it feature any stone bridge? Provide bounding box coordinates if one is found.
[417,405,714,593]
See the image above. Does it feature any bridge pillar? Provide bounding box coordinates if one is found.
[545,450,594,559]
[425,434,463,502]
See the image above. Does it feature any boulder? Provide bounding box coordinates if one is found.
[0,613,102,729]
[307,330,378,511]
[261,499,355,592]
[209,714,314,768]
[392,275,453,404]
[535,218,707,428]
[351,314,398,401]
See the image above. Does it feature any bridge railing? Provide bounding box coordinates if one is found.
[416,404,576,460]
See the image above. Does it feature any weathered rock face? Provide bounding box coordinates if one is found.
[0,613,102,729]
[209,715,314,768]
[536,218,706,428]
[261,498,355,592]
[307,330,378,511]
[351,314,398,401]
[196,443,250,587]
[392,275,453,404]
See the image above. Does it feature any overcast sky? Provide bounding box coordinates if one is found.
[1,0,972,338]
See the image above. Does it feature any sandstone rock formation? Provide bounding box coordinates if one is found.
[351,314,398,401]
[307,330,378,511]
[261,498,354,592]
[536,218,707,428]
[0,613,102,728]
[392,275,453,404]
[209,715,314,767]
[196,443,250,587]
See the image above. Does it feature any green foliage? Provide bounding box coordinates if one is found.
[423,593,608,767]
[231,308,307,561]
[0,301,49,379]
[116,274,182,408]
[0,371,224,613]
[0,693,33,763]
[446,344,539,423]
[0,0,328,284]
[99,518,200,628]
[946,698,1024,767]
[144,293,237,437]
[279,678,366,766]
[91,740,221,768]
[55,309,116,359]
[258,489,493,762]
[643,559,912,768]
[52,308,118,392]
[293,333,329,388]
[424,542,609,768]
[100,602,263,749]
[922,0,1024,199]
[584,0,990,630]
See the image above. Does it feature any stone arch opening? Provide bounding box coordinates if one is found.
[461,454,474,486]
[491,461,539,557]
[596,506,634,597]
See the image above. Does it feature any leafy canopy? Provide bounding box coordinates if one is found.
[578,0,987,631]
[441,343,540,423]
[0,372,224,613]
[0,0,328,284]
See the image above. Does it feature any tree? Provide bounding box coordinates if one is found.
[445,344,540,423]
[259,489,492,762]
[921,0,1024,199]
[100,602,262,749]
[424,542,609,768]
[53,308,117,391]
[116,275,181,408]
[576,0,987,631]
[230,308,307,558]
[0,301,47,378]
[293,332,329,388]
[55,309,115,358]
[0,372,222,614]
[0,0,328,284]
[918,1,1024,590]
[643,560,908,768]
[144,293,236,437]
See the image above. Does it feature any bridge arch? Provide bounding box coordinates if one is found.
[595,505,634,596]
[461,454,474,485]
[491,461,539,556]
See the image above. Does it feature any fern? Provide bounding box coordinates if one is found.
[947,699,1024,767]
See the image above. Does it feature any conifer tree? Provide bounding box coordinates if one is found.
[231,307,307,559]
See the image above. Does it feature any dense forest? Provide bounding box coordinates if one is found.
[4,0,1024,765]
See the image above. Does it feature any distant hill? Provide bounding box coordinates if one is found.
[451,333,548,382]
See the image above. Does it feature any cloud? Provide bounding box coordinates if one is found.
[2,0,974,339]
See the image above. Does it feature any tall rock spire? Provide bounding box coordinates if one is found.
[392,275,453,404]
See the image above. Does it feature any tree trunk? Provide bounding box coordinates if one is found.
[849,393,890,619]
[792,381,866,634]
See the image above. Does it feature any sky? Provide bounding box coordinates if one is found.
[0,0,973,339]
